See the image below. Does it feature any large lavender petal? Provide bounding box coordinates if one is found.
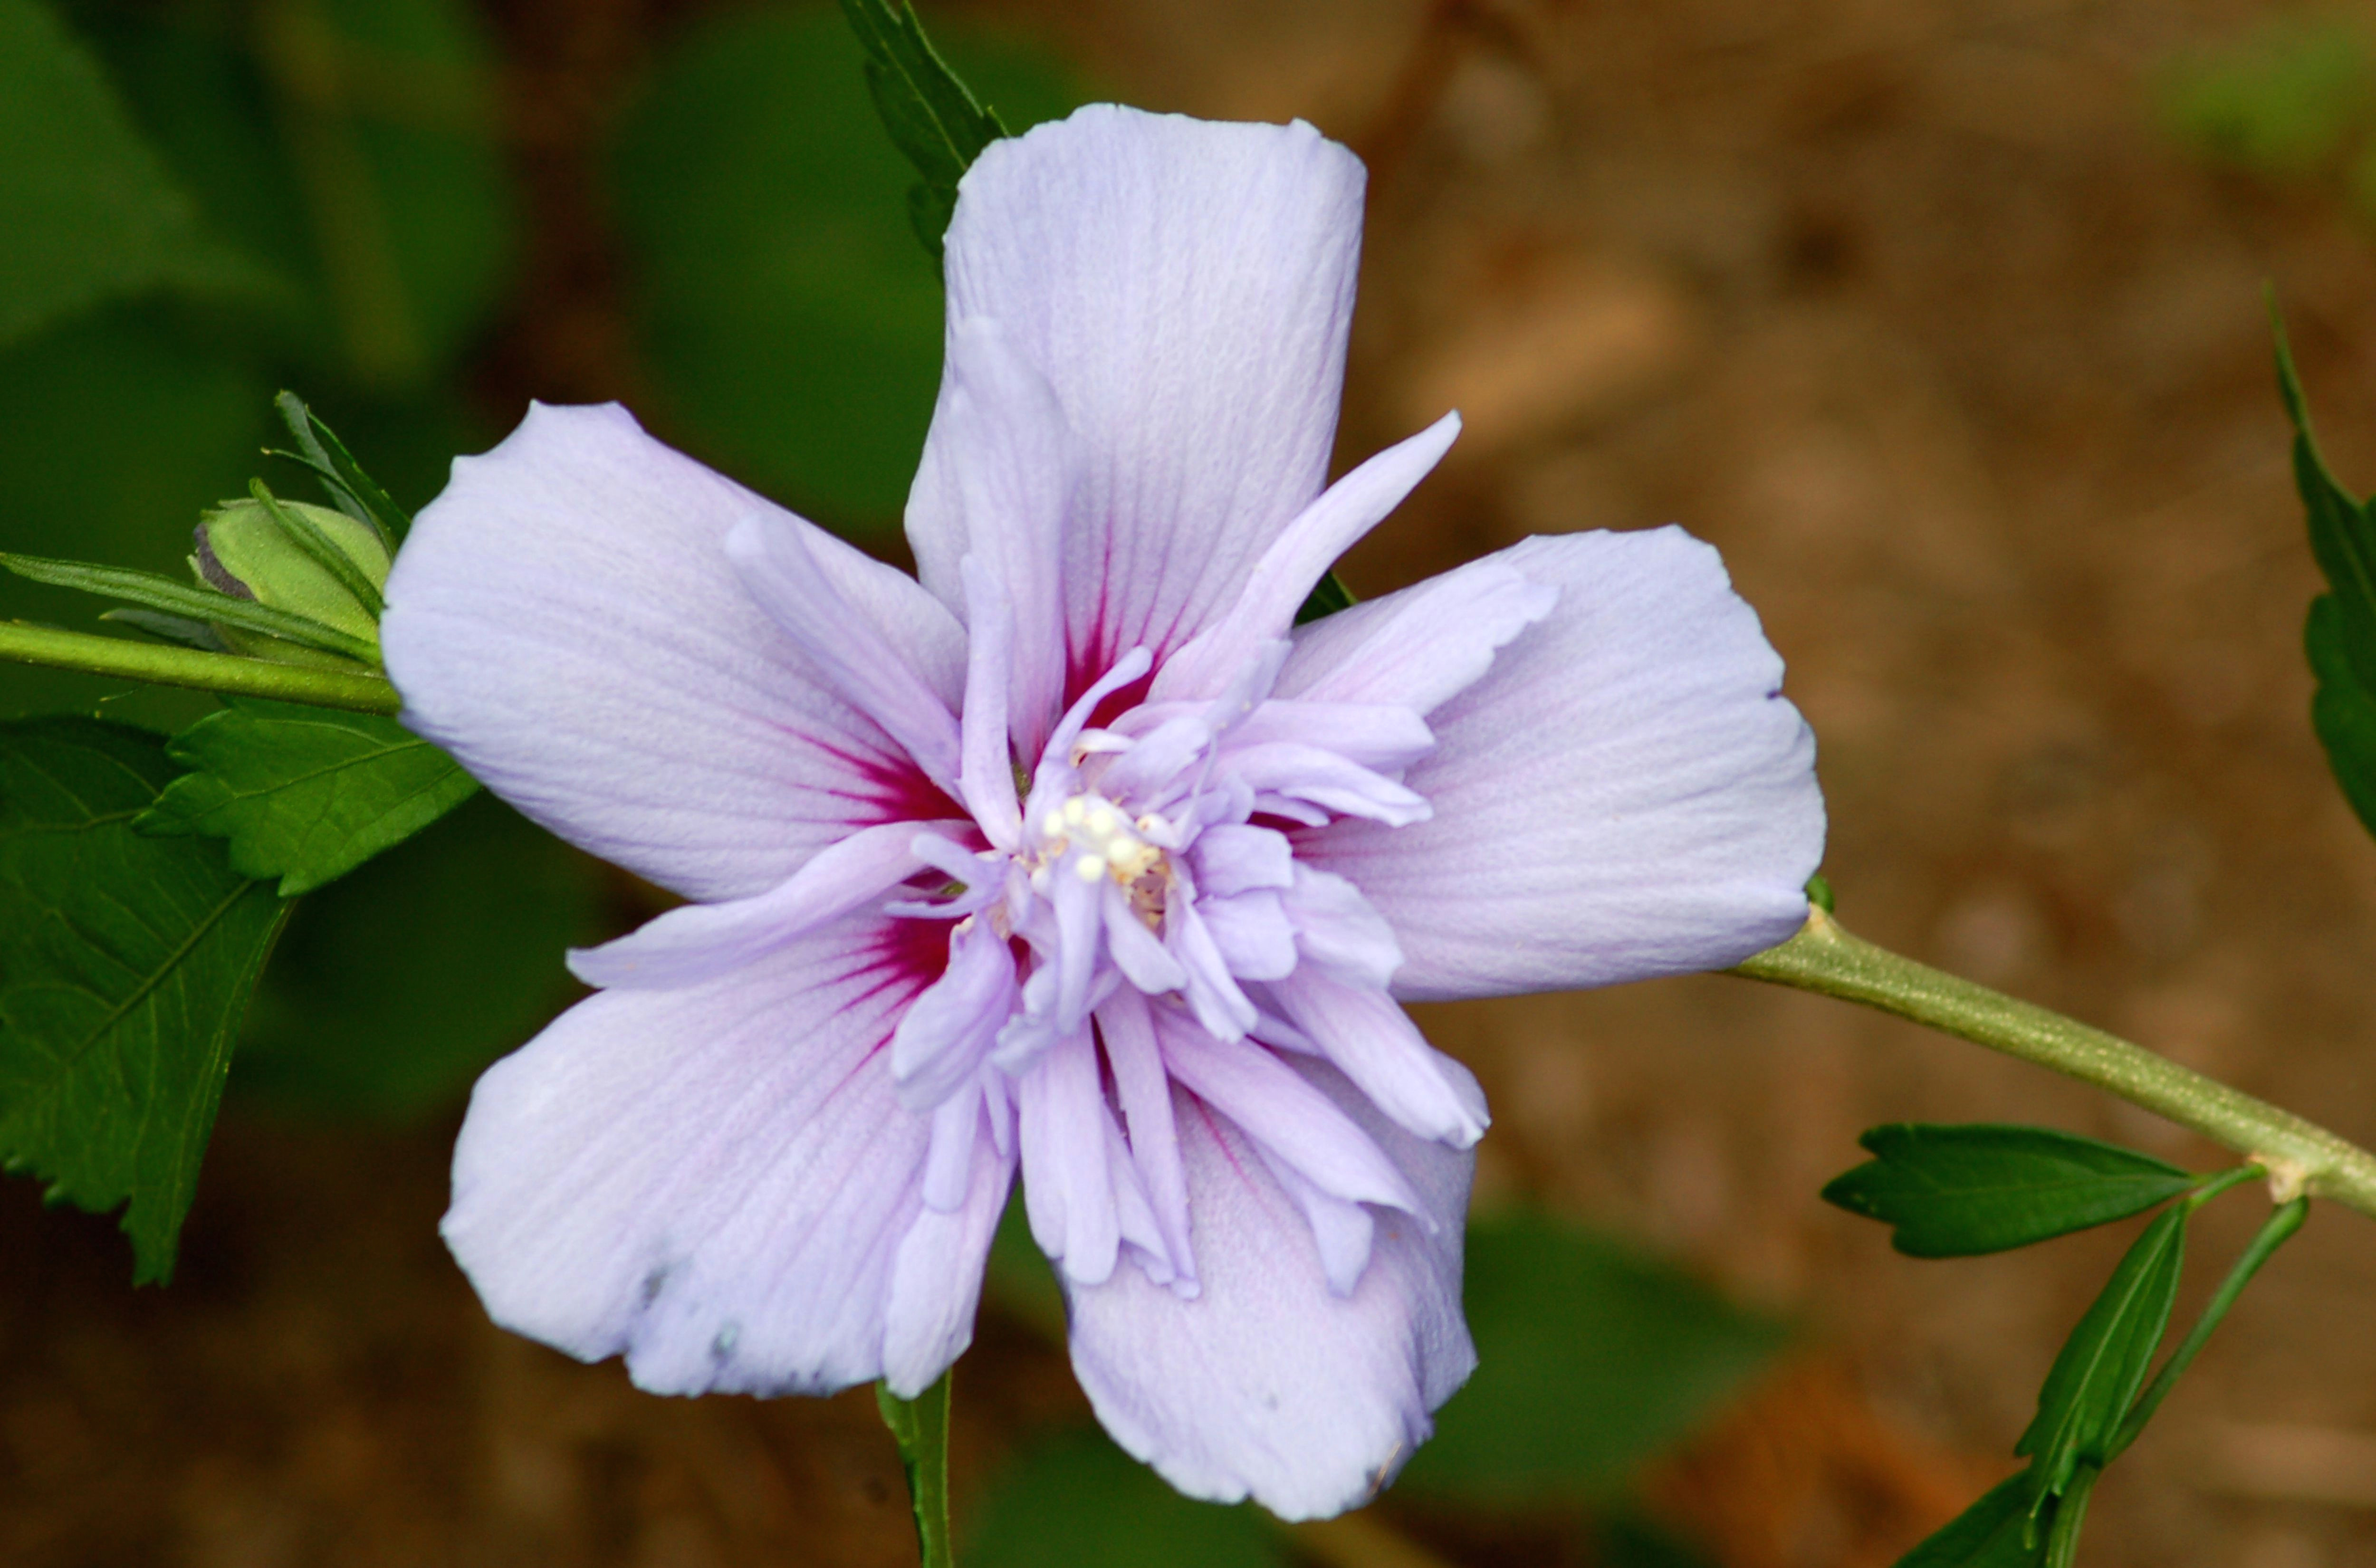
[1300,527,1824,1000]
[383,403,968,902]
[1264,968,1488,1148]
[567,819,951,990]
[907,320,1076,759]
[929,105,1366,678]
[1063,1059,1475,1521]
[1150,412,1460,701]
[1278,553,1556,717]
[726,516,965,794]
[442,916,1009,1399]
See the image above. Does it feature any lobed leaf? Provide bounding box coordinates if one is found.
[137,698,478,896]
[1822,1123,2194,1257]
[0,717,286,1282]
[2014,1205,2186,1505]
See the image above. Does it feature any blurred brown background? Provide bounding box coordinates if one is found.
[10,0,2376,1563]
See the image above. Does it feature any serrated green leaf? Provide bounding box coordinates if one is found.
[136,698,477,896]
[1397,1209,1789,1501]
[2014,1205,2186,1503]
[964,1427,1287,1568]
[1822,1124,2194,1257]
[0,551,380,664]
[0,717,287,1282]
[2277,318,2376,841]
[1893,1472,2045,1568]
[0,0,259,349]
[838,0,1007,256]
[230,792,598,1120]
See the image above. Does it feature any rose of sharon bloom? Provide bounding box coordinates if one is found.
[380,104,1823,1519]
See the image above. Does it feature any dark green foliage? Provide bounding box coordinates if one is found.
[611,4,1080,524]
[1822,1124,2194,1257]
[2276,321,2376,841]
[838,0,1007,256]
[1293,571,1357,626]
[69,0,515,390]
[2014,1207,2186,1505]
[1397,1208,1789,1501]
[0,717,287,1281]
[964,1427,1288,1568]
[1894,1473,2042,1568]
[230,792,599,1120]
[138,698,477,895]
[0,551,380,663]
[0,0,258,349]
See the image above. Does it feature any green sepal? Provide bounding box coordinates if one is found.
[243,479,385,620]
[0,551,378,664]
[838,0,1008,256]
[137,698,479,896]
[271,391,412,547]
[1822,1123,2194,1257]
[2014,1205,2187,1508]
[0,717,288,1283]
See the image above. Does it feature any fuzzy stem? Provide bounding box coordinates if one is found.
[1731,907,2376,1220]
[0,622,400,714]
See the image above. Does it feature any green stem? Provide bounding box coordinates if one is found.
[1732,907,2376,1220]
[2107,1195,2309,1460]
[2044,1463,2099,1568]
[0,621,400,714]
[876,1372,955,1568]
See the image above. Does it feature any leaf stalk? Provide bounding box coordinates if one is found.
[0,621,401,714]
[1732,907,2376,1220]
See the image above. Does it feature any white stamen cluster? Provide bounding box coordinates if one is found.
[1033,792,1166,893]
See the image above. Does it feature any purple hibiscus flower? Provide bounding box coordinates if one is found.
[379,104,1823,1519]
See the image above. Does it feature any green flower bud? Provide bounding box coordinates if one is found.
[191,497,390,667]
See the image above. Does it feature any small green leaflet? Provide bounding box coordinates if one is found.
[2014,1205,2186,1507]
[137,698,478,896]
[838,0,1007,256]
[0,718,286,1283]
[2275,312,2376,841]
[1822,1124,2195,1257]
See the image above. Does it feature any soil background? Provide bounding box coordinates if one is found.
[9,0,2376,1565]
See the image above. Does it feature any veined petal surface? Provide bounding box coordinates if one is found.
[919,105,1366,685]
[1298,527,1824,1000]
[442,916,1011,1399]
[383,402,966,902]
[1063,1058,1475,1521]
